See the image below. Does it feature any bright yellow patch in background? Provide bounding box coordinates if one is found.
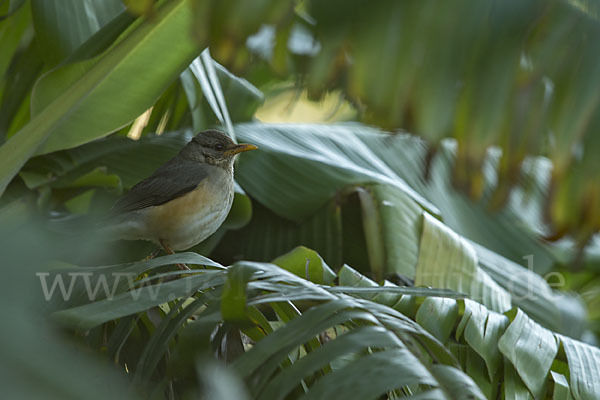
[256,89,356,123]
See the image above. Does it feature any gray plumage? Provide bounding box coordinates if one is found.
[110,157,208,214]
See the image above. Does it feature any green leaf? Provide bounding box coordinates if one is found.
[272,245,336,285]
[415,297,458,344]
[456,299,508,381]
[0,32,43,141]
[233,299,370,378]
[416,212,512,312]
[429,364,486,400]
[550,371,573,400]
[182,54,263,132]
[64,188,95,214]
[235,123,439,221]
[52,271,226,329]
[503,356,534,400]
[55,166,121,190]
[196,357,251,400]
[356,183,423,279]
[0,0,202,195]
[258,326,402,400]
[123,0,155,17]
[364,135,556,274]
[43,252,221,310]
[135,295,210,383]
[221,262,258,325]
[337,263,398,305]
[215,197,345,269]
[221,182,253,229]
[0,221,141,399]
[31,0,201,154]
[0,0,30,83]
[474,239,586,338]
[31,0,125,65]
[557,334,600,400]
[498,308,558,398]
[301,349,437,400]
[24,130,192,190]
[232,123,577,333]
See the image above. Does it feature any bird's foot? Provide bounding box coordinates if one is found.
[159,239,191,271]
[143,248,161,261]
[176,263,191,271]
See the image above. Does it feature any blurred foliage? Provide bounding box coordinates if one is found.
[199,0,600,248]
[1,0,600,398]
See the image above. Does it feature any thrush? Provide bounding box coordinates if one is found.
[107,129,257,259]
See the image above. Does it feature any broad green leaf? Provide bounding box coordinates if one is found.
[498,308,558,398]
[503,357,534,400]
[362,134,555,274]
[337,263,397,304]
[31,0,201,154]
[65,11,138,64]
[415,297,458,344]
[31,0,125,66]
[356,183,423,279]
[54,166,122,190]
[0,0,202,196]
[0,32,43,140]
[234,123,439,221]
[1,301,139,399]
[232,123,579,332]
[181,58,264,132]
[550,371,573,400]
[123,0,154,17]
[199,49,235,139]
[474,239,586,338]
[557,334,600,400]
[221,262,258,325]
[272,246,336,285]
[23,130,192,189]
[464,349,497,398]
[0,2,30,121]
[416,212,512,312]
[214,198,345,269]
[64,188,95,214]
[456,299,508,381]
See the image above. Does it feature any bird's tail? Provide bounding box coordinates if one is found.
[46,212,127,239]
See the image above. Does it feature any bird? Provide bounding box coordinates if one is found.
[106,129,257,265]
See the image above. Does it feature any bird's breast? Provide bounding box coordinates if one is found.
[139,169,234,250]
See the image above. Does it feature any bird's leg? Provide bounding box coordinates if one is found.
[159,239,190,271]
[143,248,161,261]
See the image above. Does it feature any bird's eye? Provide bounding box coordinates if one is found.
[215,143,224,151]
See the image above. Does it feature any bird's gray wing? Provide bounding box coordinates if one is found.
[110,158,208,214]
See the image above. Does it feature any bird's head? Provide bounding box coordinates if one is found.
[179,129,257,166]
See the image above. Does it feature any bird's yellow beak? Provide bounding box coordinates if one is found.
[224,143,258,156]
